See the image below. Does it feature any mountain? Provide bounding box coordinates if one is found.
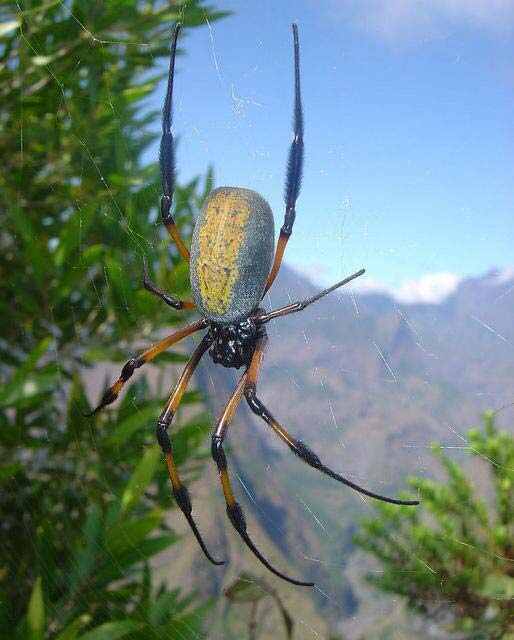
[156,264,514,639]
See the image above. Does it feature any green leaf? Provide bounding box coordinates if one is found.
[66,375,91,438]
[148,590,180,626]
[94,536,176,586]
[104,509,163,556]
[68,505,102,594]
[77,620,137,640]
[0,337,53,407]
[105,257,133,330]
[123,79,159,101]
[106,403,162,446]
[27,577,44,640]
[120,445,161,514]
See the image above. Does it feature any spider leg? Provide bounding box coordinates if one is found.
[157,334,225,566]
[160,23,190,262]
[211,338,314,587]
[255,269,365,325]
[245,328,417,506]
[264,23,303,295]
[85,319,207,416]
[244,389,419,507]
[142,257,195,311]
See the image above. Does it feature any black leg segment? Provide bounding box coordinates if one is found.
[142,257,194,310]
[245,387,419,507]
[283,22,304,236]
[160,24,179,218]
[160,23,190,261]
[264,23,305,294]
[211,376,314,587]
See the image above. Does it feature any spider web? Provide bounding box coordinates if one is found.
[15,1,514,639]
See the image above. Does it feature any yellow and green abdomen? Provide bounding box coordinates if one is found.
[190,187,275,323]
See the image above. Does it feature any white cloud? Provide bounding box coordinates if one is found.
[353,271,462,303]
[296,262,463,304]
[394,271,462,303]
[327,0,514,45]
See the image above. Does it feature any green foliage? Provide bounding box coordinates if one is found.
[354,413,514,639]
[0,0,227,637]
[10,414,212,639]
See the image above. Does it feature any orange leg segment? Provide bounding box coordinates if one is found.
[156,334,225,566]
[86,319,207,416]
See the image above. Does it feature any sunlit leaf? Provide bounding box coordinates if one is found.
[27,577,44,640]
[0,19,20,37]
[120,445,161,514]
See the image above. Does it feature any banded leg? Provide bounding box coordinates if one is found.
[244,390,419,507]
[264,23,303,294]
[211,337,314,587]
[157,334,224,566]
[256,269,365,325]
[143,257,195,311]
[160,23,190,262]
[86,319,207,416]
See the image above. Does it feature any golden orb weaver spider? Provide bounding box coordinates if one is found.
[88,23,419,587]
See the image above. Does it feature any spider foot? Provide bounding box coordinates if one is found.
[83,387,120,417]
[292,438,419,506]
[226,502,314,587]
[85,357,144,418]
[174,485,225,566]
[245,390,419,507]
[142,256,194,310]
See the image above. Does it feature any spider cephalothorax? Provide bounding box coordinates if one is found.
[87,23,419,588]
[208,318,262,369]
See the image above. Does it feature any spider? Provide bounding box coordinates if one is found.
[89,23,419,587]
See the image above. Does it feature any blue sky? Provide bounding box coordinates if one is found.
[150,0,514,301]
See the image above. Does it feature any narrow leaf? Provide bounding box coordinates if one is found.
[120,445,161,514]
[27,577,45,640]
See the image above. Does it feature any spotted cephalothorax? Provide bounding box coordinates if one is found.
[88,23,419,589]
[207,317,263,369]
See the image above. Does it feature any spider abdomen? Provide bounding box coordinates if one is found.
[190,187,275,323]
